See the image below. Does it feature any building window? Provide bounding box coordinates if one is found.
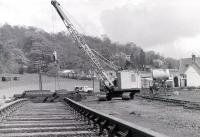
[183,74,187,78]
[131,74,136,82]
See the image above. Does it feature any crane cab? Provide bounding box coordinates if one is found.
[116,70,141,91]
[99,70,141,100]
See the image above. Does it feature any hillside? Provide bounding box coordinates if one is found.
[0,23,179,74]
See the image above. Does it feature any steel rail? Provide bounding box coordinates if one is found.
[64,97,168,137]
[136,95,200,110]
[0,99,29,122]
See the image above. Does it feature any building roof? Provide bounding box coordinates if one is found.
[187,62,200,76]
[179,57,200,74]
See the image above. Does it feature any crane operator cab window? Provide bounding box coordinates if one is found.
[113,78,118,87]
[131,74,136,82]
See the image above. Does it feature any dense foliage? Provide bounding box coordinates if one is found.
[0,24,179,74]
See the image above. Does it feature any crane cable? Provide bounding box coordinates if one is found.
[51,6,61,91]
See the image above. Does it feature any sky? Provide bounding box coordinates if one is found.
[0,0,200,59]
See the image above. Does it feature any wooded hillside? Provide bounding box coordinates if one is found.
[0,24,179,74]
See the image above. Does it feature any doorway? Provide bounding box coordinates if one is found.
[174,76,179,87]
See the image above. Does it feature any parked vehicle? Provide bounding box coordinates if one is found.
[74,86,94,93]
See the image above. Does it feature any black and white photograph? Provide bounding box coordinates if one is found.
[0,0,200,136]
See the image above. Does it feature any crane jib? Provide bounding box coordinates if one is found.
[51,0,114,87]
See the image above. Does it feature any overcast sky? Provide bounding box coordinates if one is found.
[0,0,200,59]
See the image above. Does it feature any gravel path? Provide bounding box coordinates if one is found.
[82,96,200,137]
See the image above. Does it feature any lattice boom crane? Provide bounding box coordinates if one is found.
[51,0,141,101]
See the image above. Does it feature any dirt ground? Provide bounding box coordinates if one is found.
[81,96,200,137]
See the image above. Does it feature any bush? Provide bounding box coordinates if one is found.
[13,77,19,81]
[26,64,38,73]
[2,77,11,81]
[46,68,57,77]
[187,86,196,90]
[18,67,24,74]
[46,63,57,77]
[2,77,6,81]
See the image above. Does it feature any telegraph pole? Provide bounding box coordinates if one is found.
[38,58,43,91]
[53,51,58,91]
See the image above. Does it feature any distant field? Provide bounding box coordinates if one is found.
[0,73,99,99]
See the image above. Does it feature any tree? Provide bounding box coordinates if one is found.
[140,49,145,70]
[124,60,131,69]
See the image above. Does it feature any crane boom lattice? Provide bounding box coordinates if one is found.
[51,0,114,87]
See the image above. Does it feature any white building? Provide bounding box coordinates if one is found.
[179,55,200,87]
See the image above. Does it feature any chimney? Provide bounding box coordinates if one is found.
[192,54,196,62]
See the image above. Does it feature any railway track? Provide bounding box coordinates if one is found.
[0,97,168,137]
[136,94,200,110]
[0,100,96,137]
